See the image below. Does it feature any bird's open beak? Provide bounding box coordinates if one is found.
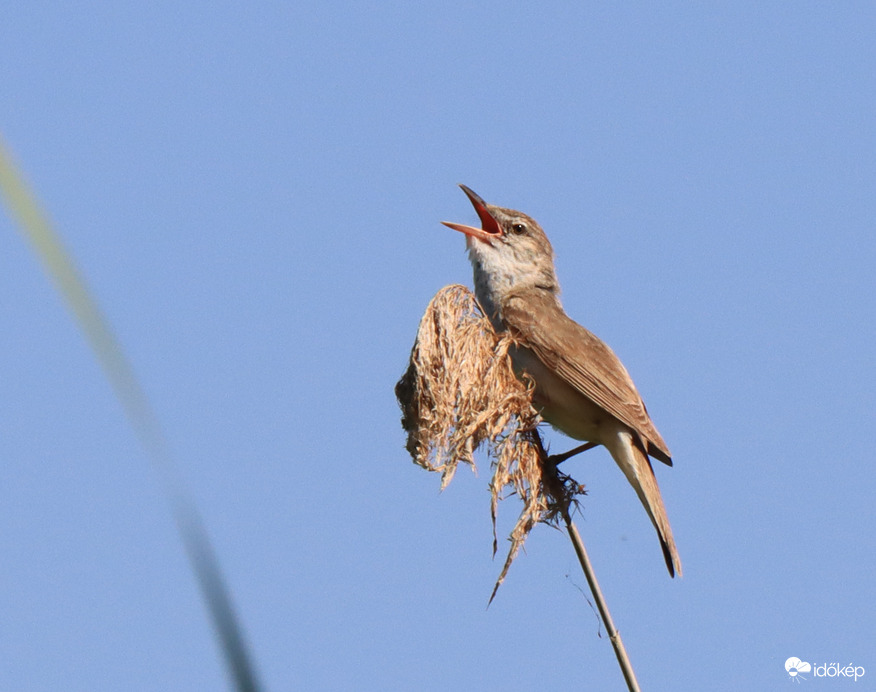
[441,184,503,241]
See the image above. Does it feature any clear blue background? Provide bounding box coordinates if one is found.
[2,3,874,690]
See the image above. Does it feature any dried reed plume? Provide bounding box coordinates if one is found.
[396,284,584,601]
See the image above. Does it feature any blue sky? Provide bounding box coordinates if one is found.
[2,3,875,690]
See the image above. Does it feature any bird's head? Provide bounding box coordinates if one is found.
[442,185,559,305]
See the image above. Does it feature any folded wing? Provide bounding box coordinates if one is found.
[501,290,672,464]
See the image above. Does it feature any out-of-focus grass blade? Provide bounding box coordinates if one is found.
[0,136,263,692]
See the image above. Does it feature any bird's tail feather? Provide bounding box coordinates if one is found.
[607,430,682,578]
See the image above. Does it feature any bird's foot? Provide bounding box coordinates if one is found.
[547,441,598,466]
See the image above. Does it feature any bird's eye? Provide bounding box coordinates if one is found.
[510,222,527,235]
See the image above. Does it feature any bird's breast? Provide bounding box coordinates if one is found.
[509,345,613,445]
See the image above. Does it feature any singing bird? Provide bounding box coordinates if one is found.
[443,185,681,577]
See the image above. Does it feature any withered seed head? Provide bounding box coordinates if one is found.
[396,284,585,601]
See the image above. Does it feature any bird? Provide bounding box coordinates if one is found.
[442,185,681,577]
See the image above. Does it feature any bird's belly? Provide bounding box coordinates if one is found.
[510,346,612,444]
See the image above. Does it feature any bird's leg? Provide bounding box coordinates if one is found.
[548,441,598,466]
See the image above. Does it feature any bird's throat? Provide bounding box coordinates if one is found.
[469,247,559,332]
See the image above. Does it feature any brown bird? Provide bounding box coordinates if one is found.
[443,185,681,577]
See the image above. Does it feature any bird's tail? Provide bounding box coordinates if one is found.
[605,429,682,578]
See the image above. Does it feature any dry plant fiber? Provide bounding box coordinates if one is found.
[396,284,582,601]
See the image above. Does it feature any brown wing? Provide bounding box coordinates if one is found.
[502,290,672,464]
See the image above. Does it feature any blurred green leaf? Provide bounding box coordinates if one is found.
[0,135,263,692]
